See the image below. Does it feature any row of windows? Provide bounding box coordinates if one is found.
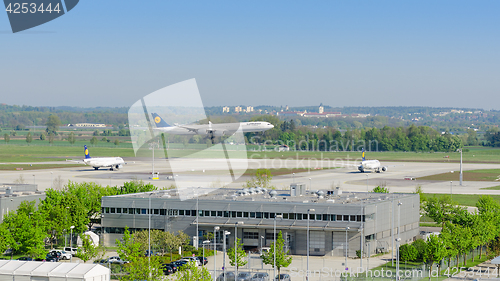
[102,207,366,222]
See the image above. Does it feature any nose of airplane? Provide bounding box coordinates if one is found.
[269,123,274,128]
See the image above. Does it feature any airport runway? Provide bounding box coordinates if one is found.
[0,158,499,196]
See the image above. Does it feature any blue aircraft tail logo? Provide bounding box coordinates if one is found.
[84,145,91,159]
[151,113,171,128]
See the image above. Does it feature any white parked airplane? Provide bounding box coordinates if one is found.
[69,145,126,171]
[151,113,274,137]
[356,149,388,173]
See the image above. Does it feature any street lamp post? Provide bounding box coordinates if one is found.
[235,222,244,280]
[223,231,230,281]
[345,227,350,271]
[273,215,283,280]
[308,178,311,191]
[450,181,453,199]
[70,225,75,262]
[202,240,210,267]
[260,236,264,255]
[397,201,403,281]
[214,226,219,281]
[307,209,315,281]
[458,149,463,186]
[32,174,35,185]
[366,174,369,192]
[292,173,295,183]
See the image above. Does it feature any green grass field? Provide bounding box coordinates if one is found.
[424,193,500,207]
[419,169,500,182]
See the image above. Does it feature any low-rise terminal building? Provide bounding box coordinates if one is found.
[0,184,45,223]
[101,186,419,257]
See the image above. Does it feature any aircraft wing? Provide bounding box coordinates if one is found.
[66,159,86,164]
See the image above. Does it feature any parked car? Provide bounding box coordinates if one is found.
[196,256,208,265]
[45,252,60,262]
[166,263,178,273]
[236,272,253,281]
[50,250,71,260]
[108,256,130,264]
[217,271,235,281]
[274,274,291,281]
[17,257,34,261]
[63,247,78,256]
[162,265,173,275]
[171,260,188,270]
[252,272,270,281]
[181,256,201,266]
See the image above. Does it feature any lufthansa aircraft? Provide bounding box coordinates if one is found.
[151,113,274,137]
[356,149,388,173]
[69,145,126,171]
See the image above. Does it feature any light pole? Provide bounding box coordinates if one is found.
[214,226,219,281]
[457,149,463,186]
[70,225,75,262]
[32,174,35,185]
[366,174,369,192]
[345,227,350,271]
[196,189,199,249]
[148,192,154,279]
[223,231,230,281]
[203,240,210,267]
[308,178,311,191]
[235,222,244,280]
[292,173,295,183]
[397,201,402,281]
[307,209,315,281]
[273,215,283,280]
[260,235,264,255]
[51,172,53,189]
[450,181,453,199]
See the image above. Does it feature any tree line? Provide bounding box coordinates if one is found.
[399,194,500,270]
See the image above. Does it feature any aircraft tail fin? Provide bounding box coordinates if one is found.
[151,113,171,128]
[84,145,91,159]
[362,148,366,161]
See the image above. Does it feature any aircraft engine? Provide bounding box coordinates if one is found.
[115,164,123,170]
[381,166,388,172]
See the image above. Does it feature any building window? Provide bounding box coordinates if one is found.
[315,214,321,221]
[270,213,275,219]
[350,215,356,222]
[154,209,159,215]
[104,207,109,213]
[343,215,349,221]
[264,212,269,219]
[256,212,262,219]
[160,209,166,216]
[330,214,336,221]
[217,211,223,217]
[127,208,133,214]
[198,210,203,217]
[337,215,342,221]
[322,214,328,221]
[191,210,197,216]
[288,213,295,220]
[224,211,230,218]
[231,211,237,218]
[296,214,302,220]
[116,208,122,214]
[283,213,289,219]
[204,211,210,217]
[122,208,128,214]
[356,215,361,222]
[136,208,141,215]
[250,212,256,218]
[141,209,147,215]
[243,231,259,239]
[211,211,216,217]
[243,212,249,218]
[179,210,185,216]
[237,212,242,218]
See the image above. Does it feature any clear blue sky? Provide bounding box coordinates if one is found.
[1,1,499,109]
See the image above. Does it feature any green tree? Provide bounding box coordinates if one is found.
[90,136,98,146]
[25,132,32,144]
[424,234,446,280]
[245,169,274,189]
[399,243,418,262]
[45,114,61,135]
[48,133,55,145]
[4,133,9,143]
[424,195,456,227]
[114,139,120,146]
[227,237,248,269]
[39,132,46,140]
[177,261,212,281]
[67,132,76,145]
[76,234,106,263]
[261,231,293,276]
[372,186,389,193]
[411,239,427,261]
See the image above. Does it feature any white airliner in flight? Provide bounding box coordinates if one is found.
[69,145,126,171]
[356,149,388,173]
[151,113,274,136]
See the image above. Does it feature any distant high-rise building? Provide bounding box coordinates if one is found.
[319,104,324,114]
[235,106,242,113]
[246,106,254,112]
[222,106,230,113]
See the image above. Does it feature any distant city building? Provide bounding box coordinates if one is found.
[222,106,230,113]
[246,106,254,112]
[319,104,324,114]
[235,106,242,113]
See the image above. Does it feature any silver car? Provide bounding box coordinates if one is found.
[217,271,235,281]
[252,272,270,281]
[236,272,253,281]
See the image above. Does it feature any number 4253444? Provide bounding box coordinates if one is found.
[6,3,62,14]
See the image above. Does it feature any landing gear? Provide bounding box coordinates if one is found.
[94,167,99,170]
